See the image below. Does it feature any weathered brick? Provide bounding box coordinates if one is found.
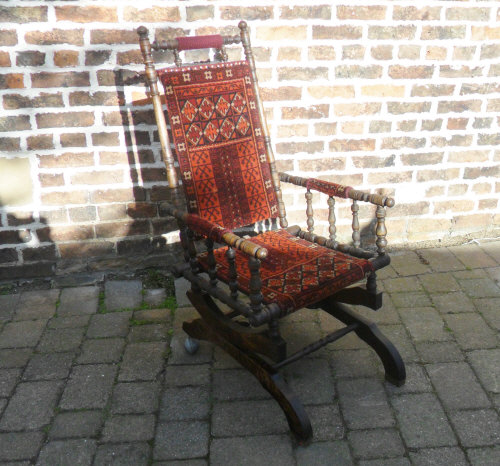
[16,51,44,67]
[55,5,117,22]
[389,65,434,79]
[60,133,86,148]
[308,46,336,61]
[0,74,24,89]
[400,152,443,166]
[275,141,324,155]
[0,137,20,152]
[308,85,354,99]
[418,169,460,182]
[368,26,416,40]
[85,50,111,66]
[27,135,54,150]
[329,139,375,152]
[472,26,500,40]
[337,5,386,20]
[36,112,94,129]
[352,155,395,169]
[440,66,483,78]
[397,120,417,132]
[371,45,393,61]
[361,85,403,98]
[277,124,308,138]
[341,121,364,134]
[412,84,455,97]
[313,25,362,40]
[342,45,365,60]
[369,120,392,133]
[186,5,214,21]
[393,6,441,21]
[449,151,490,163]
[71,170,124,186]
[472,183,493,195]
[368,171,413,185]
[388,102,431,114]
[464,166,500,180]
[480,44,500,60]
[281,105,329,120]
[446,7,490,22]
[314,122,338,136]
[399,45,421,60]
[31,71,89,88]
[281,5,331,19]
[0,6,47,22]
[257,26,307,41]
[438,100,482,113]
[123,6,180,22]
[0,30,17,46]
[39,173,64,188]
[461,83,500,95]
[447,118,468,130]
[3,93,64,110]
[53,50,79,68]
[59,242,114,259]
[432,134,473,147]
[0,115,30,132]
[298,157,345,172]
[478,133,500,145]
[127,203,158,219]
[421,26,466,40]
[25,29,83,46]
[41,191,89,206]
[90,29,138,45]
[221,6,272,21]
[95,220,150,238]
[381,137,426,150]
[91,187,145,204]
[38,152,94,169]
[117,50,143,66]
[426,46,447,61]
[334,103,381,117]
[453,46,476,61]
[336,65,382,79]
[91,132,120,147]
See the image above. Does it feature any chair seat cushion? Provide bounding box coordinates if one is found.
[197,229,374,313]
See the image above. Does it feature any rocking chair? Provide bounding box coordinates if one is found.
[136,21,405,442]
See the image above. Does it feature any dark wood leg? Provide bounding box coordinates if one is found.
[321,297,406,386]
[184,290,312,442]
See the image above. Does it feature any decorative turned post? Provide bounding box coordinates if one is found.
[375,205,388,255]
[205,238,217,289]
[351,200,360,248]
[328,196,337,243]
[248,257,263,315]
[137,26,178,188]
[306,190,314,233]
[239,20,288,229]
[226,247,238,301]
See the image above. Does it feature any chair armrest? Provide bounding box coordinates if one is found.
[279,172,394,208]
[163,204,268,260]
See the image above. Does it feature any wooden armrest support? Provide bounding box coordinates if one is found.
[163,204,268,260]
[279,172,394,208]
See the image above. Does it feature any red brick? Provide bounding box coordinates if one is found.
[38,152,94,169]
[55,5,118,22]
[60,133,86,148]
[90,29,138,45]
[95,220,150,238]
[27,135,54,150]
[0,30,17,46]
[0,137,20,151]
[41,190,89,205]
[31,71,89,88]
[0,51,11,67]
[0,6,48,22]
[91,132,120,147]
[0,74,24,89]
[3,92,64,110]
[53,50,79,67]
[25,29,83,46]
[116,50,143,66]
[127,203,158,219]
[39,173,64,188]
[0,115,30,132]
[36,112,94,129]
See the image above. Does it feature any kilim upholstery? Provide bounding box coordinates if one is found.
[136,21,406,442]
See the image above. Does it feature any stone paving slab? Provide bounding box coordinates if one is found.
[0,241,498,464]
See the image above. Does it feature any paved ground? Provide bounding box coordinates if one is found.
[0,240,499,465]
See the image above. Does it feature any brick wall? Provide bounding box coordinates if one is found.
[1,1,499,279]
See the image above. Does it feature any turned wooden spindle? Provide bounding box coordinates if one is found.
[375,205,388,255]
[186,228,199,273]
[248,257,263,314]
[226,247,238,301]
[305,190,314,233]
[351,200,360,248]
[205,238,218,289]
[327,196,337,243]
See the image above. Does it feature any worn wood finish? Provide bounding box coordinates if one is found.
[205,238,218,289]
[327,196,337,243]
[375,205,388,256]
[351,200,360,248]
[305,190,314,233]
[137,26,178,188]
[184,291,311,441]
[248,257,263,315]
[226,247,238,301]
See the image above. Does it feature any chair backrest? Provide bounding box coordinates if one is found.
[138,22,287,231]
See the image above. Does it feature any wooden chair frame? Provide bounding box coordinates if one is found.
[136,21,405,442]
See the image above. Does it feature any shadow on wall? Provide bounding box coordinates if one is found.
[0,203,56,281]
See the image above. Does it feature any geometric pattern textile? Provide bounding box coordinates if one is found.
[158,61,279,230]
[197,229,374,313]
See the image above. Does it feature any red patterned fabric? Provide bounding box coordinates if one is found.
[197,229,373,313]
[184,214,230,243]
[306,178,352,198]
[158,62,279,230]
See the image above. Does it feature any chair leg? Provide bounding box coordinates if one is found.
[321,298,406,386]
[183,290,313,442]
